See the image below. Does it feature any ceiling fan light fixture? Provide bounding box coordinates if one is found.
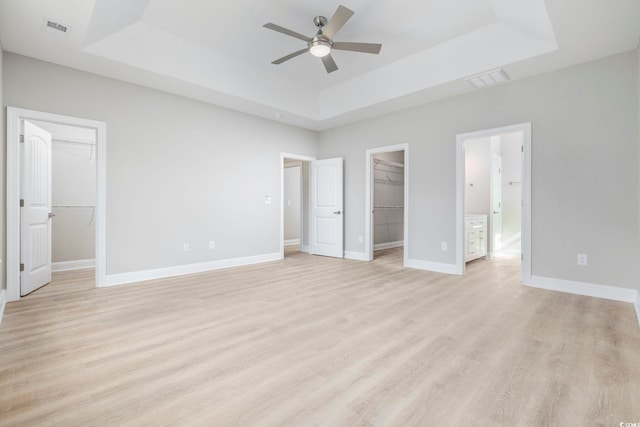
[309,40,331,57]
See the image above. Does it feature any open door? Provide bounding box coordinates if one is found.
[310,158,344,258]
[20,120,53,295]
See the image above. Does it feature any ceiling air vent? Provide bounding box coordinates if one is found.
[42,18,72,37]
[465,69,510,89]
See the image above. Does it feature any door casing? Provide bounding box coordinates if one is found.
[6,107,107,302]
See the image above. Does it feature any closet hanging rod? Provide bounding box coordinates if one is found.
[52,137,95,146]
[374,206,404,209]
[52,205,96,208]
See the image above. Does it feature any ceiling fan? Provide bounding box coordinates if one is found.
[263,5,382,74]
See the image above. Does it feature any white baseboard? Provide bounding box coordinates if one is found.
[0,289,6,326]
[52,259,95,272]
[405,258,460,275]
[529,275,638,303]
[300,245,309,253]
[101,252,281,288]
[284,239,300,246]
[635,291,640,328]
[374,241,404,251]
[344,251,369,261]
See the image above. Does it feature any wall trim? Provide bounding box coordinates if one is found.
[0,290,6,325]
[374,241,404,251]
[101,252,281,288]
[405,258,460,275]
[52,259,95,272]
[529,275,638,303]
[344,251,369,261]
[284,239,300,246]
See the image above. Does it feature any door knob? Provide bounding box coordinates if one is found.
[333,211,341,215]
[48,212,55,218]
[493,211,500,214]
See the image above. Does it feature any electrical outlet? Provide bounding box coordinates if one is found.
[358,235,364,243]
[183,243,190,252]
[209,241,215,249]
[441,242,448,252]
[577,254,587,266]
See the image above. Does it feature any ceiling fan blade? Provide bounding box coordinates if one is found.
[332,42,382,55]
[322,5,354,39]
[272,48,309,65]
[263,23,310,42]
[321,54,338,73]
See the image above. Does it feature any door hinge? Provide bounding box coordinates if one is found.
[20,263,25,272]
[521,145,524,152]
[20,135,25,143]
[521,254,523,261]
[20,199,24,207]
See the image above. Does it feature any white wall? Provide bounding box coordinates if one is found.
[373,151,404,246]
[283,164,301,242]
[32,121,96,264]
[319,50,639,290]
[4,53,318,275]
[500,133,522,242]
[464,137,491,216]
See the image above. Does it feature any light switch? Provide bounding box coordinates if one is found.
[264,195,271,205]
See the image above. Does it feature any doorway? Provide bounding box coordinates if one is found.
[6,107,106,302]
[456,123,531,283]
[365,144,409,264]
[280,153,314,259]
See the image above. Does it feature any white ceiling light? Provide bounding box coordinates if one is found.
[465,69,510,88]
[308,39,331,58]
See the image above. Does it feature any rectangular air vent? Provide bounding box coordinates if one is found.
[42,18,72,37]
[465,69,510,89]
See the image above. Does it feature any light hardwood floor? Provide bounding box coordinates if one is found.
[1,249,639,426]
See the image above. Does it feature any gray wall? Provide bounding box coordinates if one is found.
[319,50,639,290]
[4,53,318,274]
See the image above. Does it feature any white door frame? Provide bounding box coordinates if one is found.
[365,143,409,264]
[280,152,315,259]
[6,107,107,302]
[489,152,503,257]
[455,123,531,284]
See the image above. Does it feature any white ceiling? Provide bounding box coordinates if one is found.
[0,0,639,130]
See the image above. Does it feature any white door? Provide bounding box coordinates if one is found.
[21,120,53,295]
[490,154,503,253]
[310,158,344,258]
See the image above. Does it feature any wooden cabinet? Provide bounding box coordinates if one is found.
[465,214,487,262]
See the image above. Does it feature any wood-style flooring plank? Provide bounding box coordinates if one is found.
[1,248,639,426]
